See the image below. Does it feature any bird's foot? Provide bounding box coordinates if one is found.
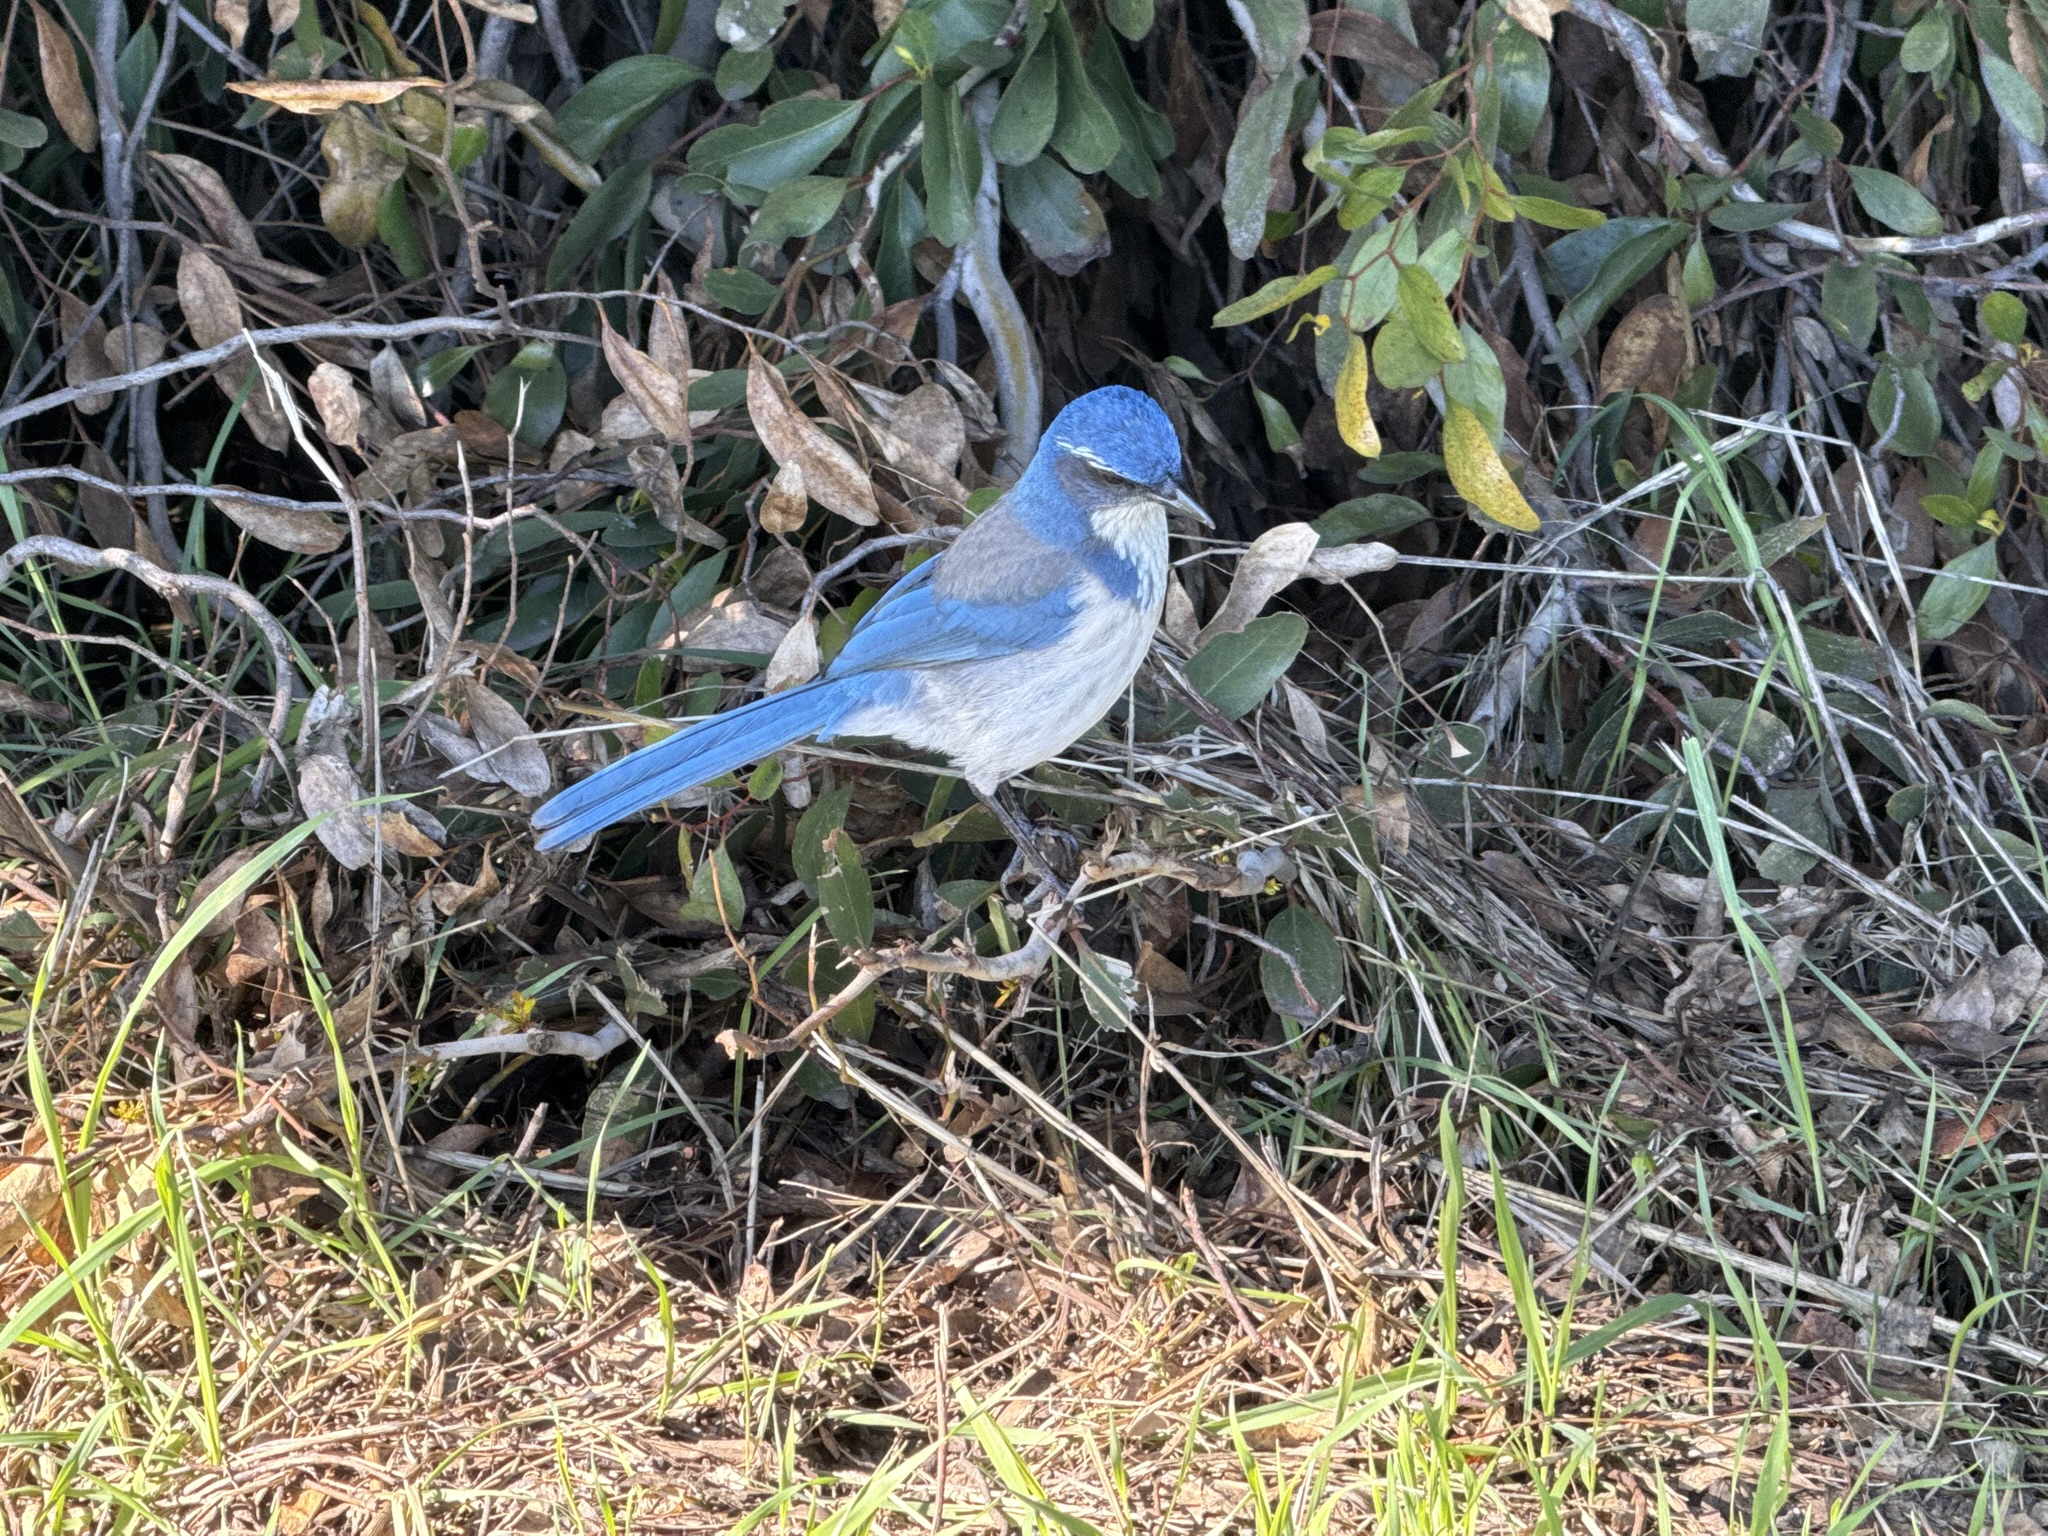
[999,822,1080,900]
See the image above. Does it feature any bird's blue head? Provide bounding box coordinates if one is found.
[1035,386,1212,530]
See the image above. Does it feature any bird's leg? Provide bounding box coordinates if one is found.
[984,784,1073,905]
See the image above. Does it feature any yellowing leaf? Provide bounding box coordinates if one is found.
[227,78,440,113]
[1335,330,1380,458]
[1212,264,1338,327]
[1443,403,1540,533]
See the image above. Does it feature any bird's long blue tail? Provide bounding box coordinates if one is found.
[534,680,853,851]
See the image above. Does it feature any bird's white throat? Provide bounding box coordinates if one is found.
[1090,496,1167,564]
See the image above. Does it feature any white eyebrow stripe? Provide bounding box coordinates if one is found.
[1057,441,1122,477]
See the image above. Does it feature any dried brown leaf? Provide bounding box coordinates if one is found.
[1197,522,1320,645]
[1162,573,1200,651]
[759,458,809,535]
[307,361,363,451]
[1932,1101,2020,1159]
[1600,295,1689,400]
[0,679,70,724]
[602,313,692,445]
[59,293,113,414]
[177,247,242,351]
[101,322,167,372]
[649,274,693,380]
[297,753,377,869]
[461,682,552,797]
[319,106,406,249]
[430,852,501,916]
[1304,542,1399,582]
[763,616,820,692]
[376,807,445,857]
[215,488,345,555]
[32,3,96,153]
[665,590,790,670]
[227,77,439,113]
[150,152,261,258]
[371,345,427,429]
[76,444,134,550]
[891,383,967,474]
[746,352,879,526]
[1303,8,1437,101]
[213,0,249,50]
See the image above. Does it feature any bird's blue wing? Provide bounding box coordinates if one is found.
[826,496,1085,676]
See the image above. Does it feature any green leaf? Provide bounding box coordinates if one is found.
[1900,11,1952,73]
[1869,354,1941,456]
[1213,264,1340,326]
[1314,494,1429,542]
[117,23,160,117]
[746,174,848,247]
[887,9,940,75]
[1185,612,1307,718]
[1253,387,1299,450]
[677,839,746,924]
[920,79,981,247]
[1708,199,1806,231]
[792,786,854,896]
[1687,0,1768,77]
[1792,103,1843,160]
[989,27,1057,165]
[1359,450,1443,483]
[714,0,795,51]
[1107,0,1153,41]
[1226,0,1310,77]
[1261,906,1344,1023]
[1085,24,1170,197]
[1821,258,1877,348]
[1480,15,1548,155]
[1396,263,1464,362]
[1002,155,1109,274]
[1846,165,1943,237]
[715,45,775,101]
[1983,52,2046,145]
[1370,308,1440,390]
[1919,537,1999,639]
[1983,290,2029,345]
[1508,195,1604,230]
[1222,62,1300,259]
[377,179,429,280]
[1064,941,1134,1032]
[1921,493,1984,530]
[1048,4,1121,174]
[1924,697,2012,732]
[700,266,782,314]
[0,110,48,150]
[546,159,653,286]
[417,346,479,397]
[689,96,865,194]
[817,826,875,948]
[556,57,707,163]
[1682,237,1716,306]
[1686,697,1797,776]
[1755,785,1828,884]
[1553,218,1691,356]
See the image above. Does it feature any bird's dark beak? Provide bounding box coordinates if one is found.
[1162,481,1213,528]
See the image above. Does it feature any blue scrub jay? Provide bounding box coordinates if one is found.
[532,386,1210,868]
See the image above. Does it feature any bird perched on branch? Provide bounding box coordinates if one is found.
[532,386,1210,869]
